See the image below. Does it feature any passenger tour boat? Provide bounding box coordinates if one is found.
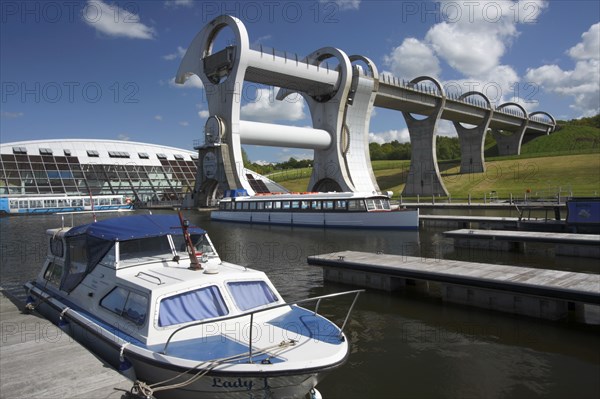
[212,191,419,230]
[0,194,132,215]
[24,213,361,398]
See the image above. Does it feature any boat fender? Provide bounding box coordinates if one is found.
[24,295,36,312]
[58,307,70,333]
[119,344,137,381]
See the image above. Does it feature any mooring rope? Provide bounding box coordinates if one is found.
[130,339,297,398]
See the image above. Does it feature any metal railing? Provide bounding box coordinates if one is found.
[162,289,364,361]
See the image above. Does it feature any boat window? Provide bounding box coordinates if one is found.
[335,200,347,210]
[311,200,322,210]
[227,281,278,311]
[323,201,334,210]
[101,287,148,326]
[49,237,64,257]
[382,199,391,210]
[235,202,243,210]
[19,200,29,209]
[30,200,43,208]
[273,201,281,210]
[348,200,366,211]
[291,201,300,209]
[43,262,63,286]
[281,201,291,210]
[172,234,216,257]
[264,201,273,210]
[72,198,83,207]
[374,199,384,210]
[242,202,249,210]
[98,244,116,267]
[301,201,310,210]
[366,199,376,211]
[249,201,257,210]
[44,199,57,208]
[158,286,228,327]
[120,236,172,263]
[9,200,18,210]
[256,201,264,210]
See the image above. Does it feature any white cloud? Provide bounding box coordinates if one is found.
[198,110,210,119]
[0,111,24,119]
[163,46,187,60]
[240,87,305,122]
[525,23,600,117]
[383,38,441,79]
[82,0,155,40]
[179,121,189,127]
[154,115,163,121]
[164,0,194,8]
[117,133,130,141]
[368,129,410,144]
[276,150,313,162]
[320,0,360,11]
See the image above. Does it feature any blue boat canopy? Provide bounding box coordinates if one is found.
[65,214,206,241]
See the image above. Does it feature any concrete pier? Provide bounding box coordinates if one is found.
[444,229,600,258]
[0,290,131,399]
[307,251,600,321]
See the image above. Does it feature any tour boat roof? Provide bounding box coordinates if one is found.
[222,192,390,201]
[60,214,205,241]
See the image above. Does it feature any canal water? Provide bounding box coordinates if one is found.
[1,210,598,398]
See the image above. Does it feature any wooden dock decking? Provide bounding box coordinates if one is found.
[308,251,600,321]
[0,290,132,399]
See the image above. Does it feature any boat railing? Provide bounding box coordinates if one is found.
[162,289,364,360]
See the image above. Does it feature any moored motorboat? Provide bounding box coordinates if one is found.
[24,214,362,398]
[211,191,419,230]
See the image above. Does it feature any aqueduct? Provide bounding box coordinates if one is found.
[177,15,556,206]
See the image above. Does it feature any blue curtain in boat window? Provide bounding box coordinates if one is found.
[158,286,228,327]
[227,281,278,311]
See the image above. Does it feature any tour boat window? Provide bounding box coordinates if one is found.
[249,202,257,210]
[348,200,365,211]
[101,287,148,326]
[84,198,91,206]
[43,262,63,286]
[173,234,216,257]
[99,198,110,206]
[158,286,228,327]
[335,200,347,210]
[311,201,322,210]
[44,199,57,208]
[235,202,243,210]
[19,200,29,209]
[9,200,18,209]
[264,201,273,210]
[382,199,391,210]
[374,199,384,210]
[282,201,291,210]
[72,198,83,207]
[49,237,64,257]
[30,200,43,208]
[111,197,122,205]
[301,201,310,210]
[366,199,376,211]
[242,202,250,210]
[227,281,278,311]
[323,201,334,210]
[291,201,300,209]
[256,201,264,210]
[120,236,172,263]
[273,201,282,210]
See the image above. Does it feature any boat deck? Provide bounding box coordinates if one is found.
[0,290,131,398]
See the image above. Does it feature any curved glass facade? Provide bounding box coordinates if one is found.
[0,140,198,202]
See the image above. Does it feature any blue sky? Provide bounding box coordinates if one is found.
[1,0,599,164]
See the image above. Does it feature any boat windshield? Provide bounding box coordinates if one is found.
[119,236,173,265]
[172,234,217,257]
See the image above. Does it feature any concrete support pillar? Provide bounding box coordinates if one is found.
[491,102,529,156]
[453,91,493,174]
[402,76,449,197]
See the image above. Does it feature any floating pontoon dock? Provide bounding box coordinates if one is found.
[308,251,600,321]
[443,229,600,258]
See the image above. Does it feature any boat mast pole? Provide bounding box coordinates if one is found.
[177,211,202,270]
